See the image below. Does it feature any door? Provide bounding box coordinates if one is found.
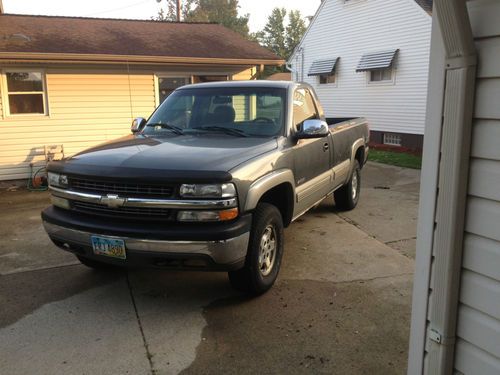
[292,87,333,214]
[157,76,190,104]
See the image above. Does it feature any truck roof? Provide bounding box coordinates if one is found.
[179,80,296,90]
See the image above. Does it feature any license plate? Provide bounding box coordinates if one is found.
[91,236,126,259]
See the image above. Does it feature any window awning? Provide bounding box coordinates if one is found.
[356,49,399,72]
[308,58,339,76]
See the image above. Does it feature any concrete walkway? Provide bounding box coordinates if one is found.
[0,162,419,374]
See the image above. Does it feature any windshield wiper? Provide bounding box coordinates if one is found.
[196,126,248,137]
[146,122,184,135]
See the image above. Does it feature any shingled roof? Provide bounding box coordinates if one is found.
[415,0,433,14]
[0,14,283,64]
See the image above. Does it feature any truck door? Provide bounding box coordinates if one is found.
[292,88,333,214]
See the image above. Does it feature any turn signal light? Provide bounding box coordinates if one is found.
[218,207,239,221]
[177,207,239,222]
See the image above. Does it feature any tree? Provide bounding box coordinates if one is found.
[285,10,307,60]
[258,8,307,60]
[185,0,250,37]
[154,0,250,38]
[153,0,195,21]
[259,8,287,61]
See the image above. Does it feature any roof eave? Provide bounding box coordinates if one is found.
[0,52,285,66]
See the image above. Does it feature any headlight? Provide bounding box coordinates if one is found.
[177,208,239,222]
[179,183,236,198]
[47,172,68,188]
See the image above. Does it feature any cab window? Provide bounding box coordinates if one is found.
[293,88,318,129]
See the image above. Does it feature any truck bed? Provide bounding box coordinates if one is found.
[326,117,361,126]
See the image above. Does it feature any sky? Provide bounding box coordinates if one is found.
[3,0,321,32]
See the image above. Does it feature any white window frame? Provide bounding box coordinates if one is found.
[383,133,403,146]
[367,67,395,86]
[1,68,49,117]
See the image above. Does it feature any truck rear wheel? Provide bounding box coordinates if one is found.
[228,203,284,295]
[334,160,361,211]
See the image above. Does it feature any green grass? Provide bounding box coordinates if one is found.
[368,149,422,169]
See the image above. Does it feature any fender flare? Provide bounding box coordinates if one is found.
[351,138,366,167]
[244,169,295,212]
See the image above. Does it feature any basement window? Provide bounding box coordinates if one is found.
[4,71,47,115]
[383,133,402,146]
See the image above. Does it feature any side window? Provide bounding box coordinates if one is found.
[293,88,318,129]
[4,71,47,115]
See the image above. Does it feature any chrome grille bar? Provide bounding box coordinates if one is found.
[50,187,238,210]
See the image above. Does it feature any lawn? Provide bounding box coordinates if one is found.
[368,149,422,169]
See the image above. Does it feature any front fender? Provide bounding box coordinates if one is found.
[243,169,295,212]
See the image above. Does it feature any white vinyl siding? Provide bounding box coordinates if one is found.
[454,0,500,373]
[0,65,256,180]
[289,0,431,135]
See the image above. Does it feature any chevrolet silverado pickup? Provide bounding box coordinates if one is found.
[42,81,369,294]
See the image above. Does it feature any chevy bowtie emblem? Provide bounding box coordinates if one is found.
[101,194,126,208]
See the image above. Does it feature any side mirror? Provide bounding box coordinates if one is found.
[296,119,329,139]
[131,117,147,133]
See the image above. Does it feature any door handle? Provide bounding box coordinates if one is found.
[323,143,329,151]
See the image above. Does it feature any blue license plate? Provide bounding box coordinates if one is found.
[91,236,126,259]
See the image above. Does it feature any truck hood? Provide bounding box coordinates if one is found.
[50,135,278,182]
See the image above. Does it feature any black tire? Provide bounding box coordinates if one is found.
[76,255,115,270]
[228,203,284,295]
[334,160,361,211]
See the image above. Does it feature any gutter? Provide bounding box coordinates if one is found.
[421,0,477,373]
[0,52,285,66]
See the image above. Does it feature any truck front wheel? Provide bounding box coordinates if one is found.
[334,160,361,211]
[228,203,284,295]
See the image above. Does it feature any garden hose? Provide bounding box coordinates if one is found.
[27,165,48,191]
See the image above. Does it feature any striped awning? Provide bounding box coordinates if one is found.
[308,58,339,76]
[356,49,399,72]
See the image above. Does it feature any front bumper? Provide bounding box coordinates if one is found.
[42,206,251,271]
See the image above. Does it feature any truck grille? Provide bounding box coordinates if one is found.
[72,201,172,219]
[68,177,175,198]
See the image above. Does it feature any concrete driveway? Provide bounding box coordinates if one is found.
[0,162,419,375]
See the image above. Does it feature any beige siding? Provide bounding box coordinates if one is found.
[0,65,256,180]
[454,1,500,373]
[0,67,156,180]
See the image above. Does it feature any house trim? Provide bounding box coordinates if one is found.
[408,1,478,373]
[0,52,285,67]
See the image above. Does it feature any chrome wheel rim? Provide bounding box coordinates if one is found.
[351,171,358,201]
[258,225,277,277]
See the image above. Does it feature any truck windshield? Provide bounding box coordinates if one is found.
[143,87,286,137]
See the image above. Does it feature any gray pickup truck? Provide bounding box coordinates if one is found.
[42,81,369,294]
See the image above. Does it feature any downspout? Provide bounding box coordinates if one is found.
[286,47,304,82]
[425,0,477,373]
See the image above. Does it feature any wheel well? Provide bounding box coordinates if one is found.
[257,183,294,227]
[355,146,365,168]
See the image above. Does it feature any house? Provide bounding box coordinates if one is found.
[287,0,432,150]
[0,11,283,181]
[408,0,500,373]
